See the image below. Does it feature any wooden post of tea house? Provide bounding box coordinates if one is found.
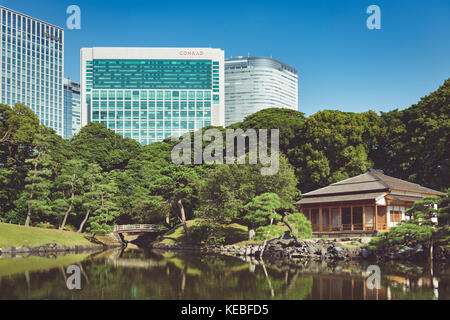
[350,207,353,231]
[319,208,323,232]
[362,206,366,231]
[375,205,378,231]
[295,169,446,236]
[329,209,332,232]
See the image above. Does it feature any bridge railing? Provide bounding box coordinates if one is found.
[113,224,166,232]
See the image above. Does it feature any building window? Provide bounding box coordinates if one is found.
[390,210,402,223]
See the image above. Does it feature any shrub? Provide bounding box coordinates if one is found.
[285,213,313,239]
[36,222,56,229]
[190,222,226,246]
[369,222,433,250]
[255,224,285,241]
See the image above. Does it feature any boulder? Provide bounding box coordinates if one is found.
[47,243,57,249]
[1,246,12,253]
[360,248,370,259]
[327,246,346,260]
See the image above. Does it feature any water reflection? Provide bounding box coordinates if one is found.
[0,248,448,300]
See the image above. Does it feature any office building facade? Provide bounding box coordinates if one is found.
[80,47,225,145]
[63,78,81,139]
[224,56,298,126]
[0,6,64,135]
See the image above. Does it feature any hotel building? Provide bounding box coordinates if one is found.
[0,6,64,136]
[224,56,298,126]
[63,78,81,139]
[80,47,225,145]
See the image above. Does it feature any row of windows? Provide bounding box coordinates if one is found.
[91,101,211,110]
[2,56,63,71]
[2,41,62,57]
[97,130,196,145]
[92,110,211,119]
[3,73,62,85]
[2,34,63,53]
[93,120,209,132]
[1,8,63,43]
[91,89,212,100]
[2,48,62,62]
[94,59,211,66]
[2,87,62,97]
[2,52,63,66]
[88,59,215,90]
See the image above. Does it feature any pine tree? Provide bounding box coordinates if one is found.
[23,129,55,226]
[86,174,120,235]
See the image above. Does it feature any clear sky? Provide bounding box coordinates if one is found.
[2,0,449,116]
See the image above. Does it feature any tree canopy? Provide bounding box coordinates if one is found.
[0,78,448,237]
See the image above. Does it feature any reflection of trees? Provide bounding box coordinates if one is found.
[0,249,447,300]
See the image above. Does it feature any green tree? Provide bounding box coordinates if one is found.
[0,103,40,220]
[437,188,450,227]
[294,110,381,192]
[243,193,284,254]
[197,155,298,222]
[370,195,446,258]
[78,163,103,233]
[230,108,306,158]
[53,159,87,230]
[23,127,58,226]
[283,213,312,240]
[374,79,450,191]
[86,174,120,235]
[154,164,205,240]
[70,122,141,172]
[243,193,282,230]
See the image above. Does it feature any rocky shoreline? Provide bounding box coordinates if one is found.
[150,237,450,262]
[0,242,123,258]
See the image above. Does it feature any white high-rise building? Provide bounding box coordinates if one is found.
[80,47,225,145]
[225,56,298,126]
[0,6,64,136]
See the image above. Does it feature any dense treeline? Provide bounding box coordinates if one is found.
[0,79,448,235]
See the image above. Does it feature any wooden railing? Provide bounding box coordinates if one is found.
[376,223,387,231]
[312,224,366,232]
[113,224,166,233]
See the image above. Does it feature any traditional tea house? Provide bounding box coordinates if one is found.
[296,169,446,235]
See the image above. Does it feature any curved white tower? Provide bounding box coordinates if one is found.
[224,56,298,126]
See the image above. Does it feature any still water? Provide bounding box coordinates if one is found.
[0,247,448,300]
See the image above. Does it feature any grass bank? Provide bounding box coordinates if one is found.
[0,253,91,277]
[159,219,249,245]
[0,222,93,247]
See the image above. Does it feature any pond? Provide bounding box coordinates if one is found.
[0,248,448,300]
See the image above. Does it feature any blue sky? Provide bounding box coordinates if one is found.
[2,0,450,116]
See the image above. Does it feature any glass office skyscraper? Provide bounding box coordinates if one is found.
[63,78,81,139]
[80,47,225,145]
[225,56,298,126]
[0,6,64,135]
